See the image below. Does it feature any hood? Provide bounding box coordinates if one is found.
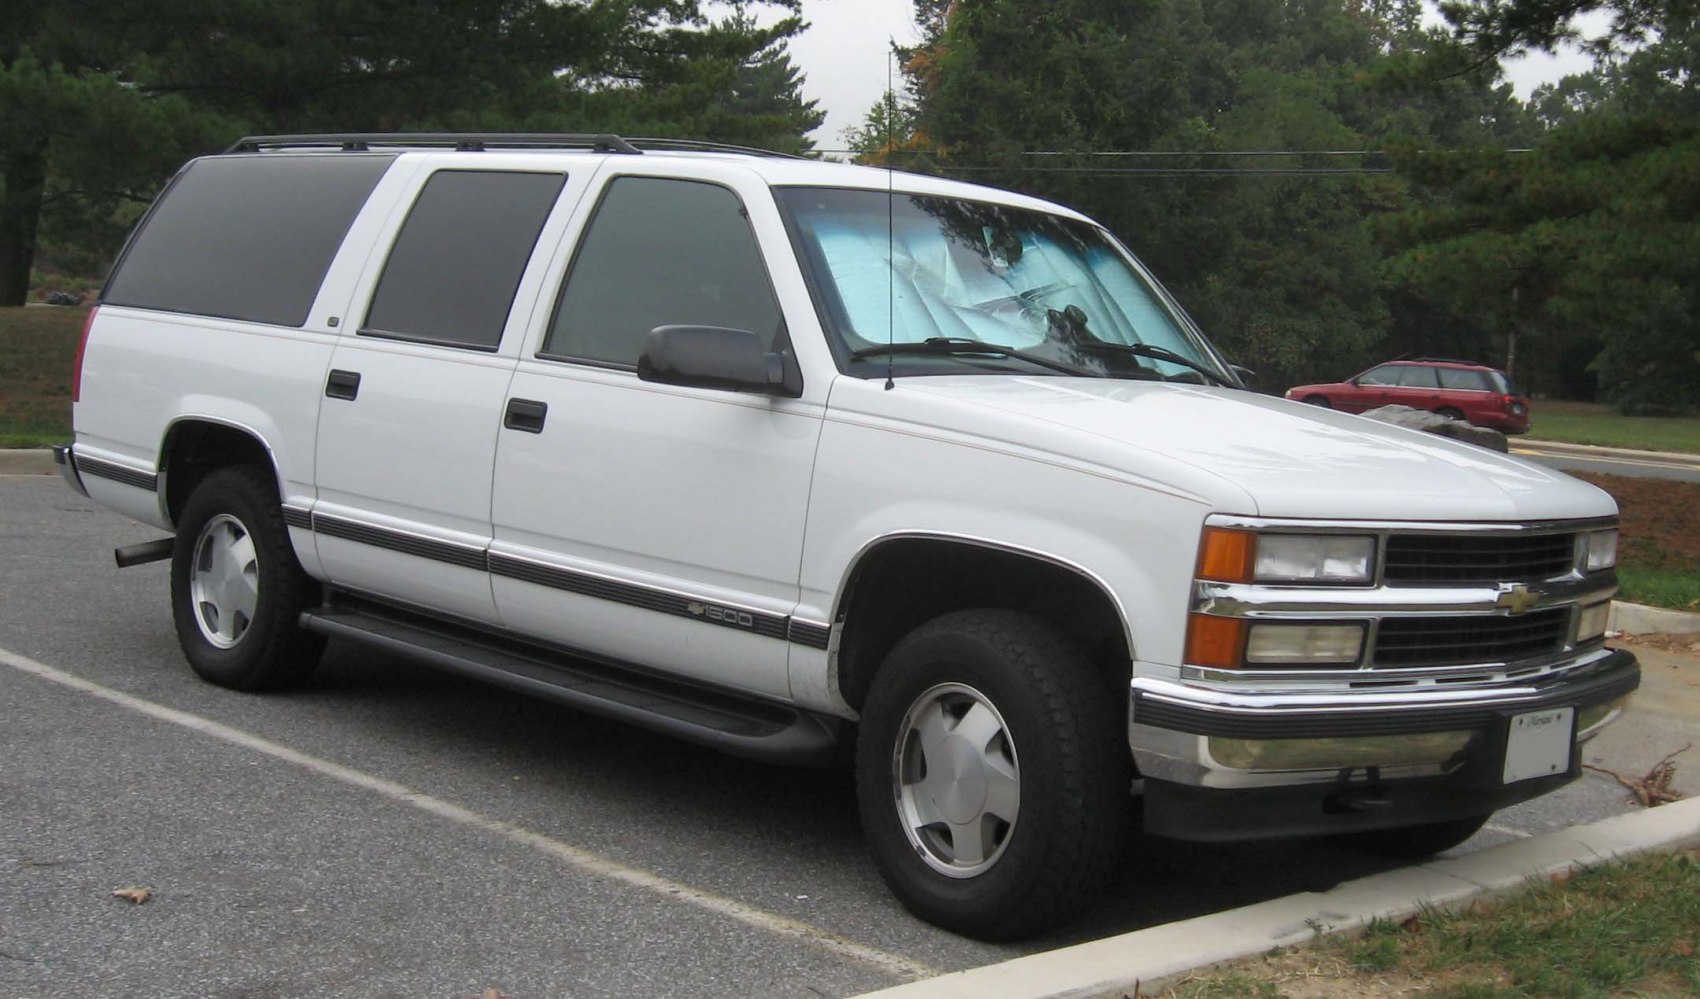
[849,376,1615,521]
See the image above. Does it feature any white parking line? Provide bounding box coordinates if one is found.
[0,645,938,984]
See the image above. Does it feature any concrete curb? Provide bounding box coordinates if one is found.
[1611,601,1700,635]
[854,798,1700,999]
[0,449,55,474]
[1517,438,1700,466]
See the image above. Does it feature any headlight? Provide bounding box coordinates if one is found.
[1583,529,1618,572]
[1254,535,1376,584]
[1244,623,1365,665]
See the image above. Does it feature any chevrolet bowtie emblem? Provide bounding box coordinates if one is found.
[1495,584,1541,615]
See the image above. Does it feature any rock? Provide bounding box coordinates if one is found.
[1359,404,1510,452]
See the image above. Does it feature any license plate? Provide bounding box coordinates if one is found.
[1503,707,1575,784]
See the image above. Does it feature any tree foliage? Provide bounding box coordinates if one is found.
[1387,0,1700,412]
[855,0,1531,389]
[0,0,818,305]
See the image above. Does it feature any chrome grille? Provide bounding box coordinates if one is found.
[1373,608,1569,667]
[1382,532,1576,585]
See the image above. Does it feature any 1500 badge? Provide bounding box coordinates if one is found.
[686,601,756,629]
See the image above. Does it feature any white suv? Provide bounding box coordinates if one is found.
[58,133,1638,939]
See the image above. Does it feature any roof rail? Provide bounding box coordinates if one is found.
[623,137,807,160]
[225,133,807,159]
[226,133,643,155]
[1410,356,1488,367]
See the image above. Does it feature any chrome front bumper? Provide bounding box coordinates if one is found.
[1130,646,1637,789]
[1128,647,1638,840]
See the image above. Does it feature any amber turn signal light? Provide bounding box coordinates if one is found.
[1197,527,1255,583]
[1185,613,1247,669]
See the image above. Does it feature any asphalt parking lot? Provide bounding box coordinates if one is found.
[0,474,1676,998]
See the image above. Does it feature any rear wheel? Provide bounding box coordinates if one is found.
[171,466,324,690]
[1436,406,1465,422]
[855,609,1130,940]
[1303,395,1331,408]
[1335,812,1491,859]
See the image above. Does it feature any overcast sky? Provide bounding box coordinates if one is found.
[782,1,1605,151]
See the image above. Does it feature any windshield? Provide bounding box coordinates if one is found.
[775,187,1233,384]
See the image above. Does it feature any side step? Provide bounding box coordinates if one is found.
[299,597,842,766]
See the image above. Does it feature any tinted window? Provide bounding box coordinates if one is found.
[363,170,566,349]
[1358,365,1401,386]
[1438,368,1493,391]
[545,177,781,366]
[1398,365,1441,388]
[104,154,394,327]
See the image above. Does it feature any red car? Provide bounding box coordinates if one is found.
[1286,358,1531,433]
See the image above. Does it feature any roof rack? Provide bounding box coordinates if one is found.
[1410,356,1488,367]
[225,133,806,159]
[227,133,643,154]
[622,136,806,160]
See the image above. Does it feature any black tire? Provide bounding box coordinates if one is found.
[1436,406,1466,422]
[170,465,324,690]
[1335,813,1491,860]
[855,609,1131,940]
[1303,395,1331,408]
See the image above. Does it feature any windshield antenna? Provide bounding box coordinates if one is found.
[885,46,896,391]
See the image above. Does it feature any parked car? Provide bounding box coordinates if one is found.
[1286,358,1532,433]
[58,134,1632,940]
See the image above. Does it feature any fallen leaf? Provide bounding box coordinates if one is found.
[111,887,151,905]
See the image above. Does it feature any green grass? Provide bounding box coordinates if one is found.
[0,305,83,447]
[1166,849,1700,999]
[1616,559,1700,613]
[1528,400,1700,454]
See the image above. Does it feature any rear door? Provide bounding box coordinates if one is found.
[312,161,589,624]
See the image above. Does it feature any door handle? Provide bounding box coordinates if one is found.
[325,369,361,400]
[504,398,548,434]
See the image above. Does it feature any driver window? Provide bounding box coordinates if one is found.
[1358,366,1400,386]
[543,177,781,366]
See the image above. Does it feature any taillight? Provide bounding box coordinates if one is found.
[71,306,98,403]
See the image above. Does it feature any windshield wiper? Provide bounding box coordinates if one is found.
[1071,340,1229,386]
[850,337,1089,376]
[1043,305,1229,386]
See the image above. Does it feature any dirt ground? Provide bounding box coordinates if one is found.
[1573,472,1700,564]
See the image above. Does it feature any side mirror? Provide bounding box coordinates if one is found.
[1229,364,1258,391]
[637,325,801,398]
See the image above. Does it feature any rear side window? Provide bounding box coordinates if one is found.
[104,154,394,327]
[1438,368,1493,391]
[1398,365,1441,388]
[363,170,567,350]
[543,177,781,366]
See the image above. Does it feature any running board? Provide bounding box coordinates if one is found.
[299,598,842,766]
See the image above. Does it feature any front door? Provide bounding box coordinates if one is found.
[490,166,823,698]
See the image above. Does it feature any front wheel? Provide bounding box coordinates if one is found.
[855,609,1130,940]
[1303,395,1331,408]
[171,466,324,690]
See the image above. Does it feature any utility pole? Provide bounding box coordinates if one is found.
[1506,284,1519,378]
